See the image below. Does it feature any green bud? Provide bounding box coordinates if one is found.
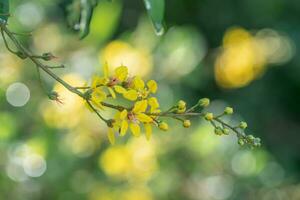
[204,113,214,121]
[238,138,245,146]
[42,52,56,61]
[223,128,230,135]
[247,135,255,141]
[48,91,59,100]
[224,107,234,115]
[198,98,210,107]
[177,100,186,110]
[214,127,223,135]
[253,138,261,147]
[239,121,248,129]
[183,120,191,128]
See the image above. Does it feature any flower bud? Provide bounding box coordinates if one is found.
[239,121,247,129]
[247,135,255,141]
[204,113,214,121]
[183,120,191,128]
[48,91,59,100]
[198,98,210,107]
[238,138,245,146]
[177,107,186,113]
[177,100,186,110]
[223,128,230,135]
[159,122,169,131]
[253,138,261,147]
[42,52,56,61]
[214,127,223,135]
[224,107,233,115]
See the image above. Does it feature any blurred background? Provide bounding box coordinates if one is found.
[0,0,300,199]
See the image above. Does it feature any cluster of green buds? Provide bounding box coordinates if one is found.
[203,105,261,148]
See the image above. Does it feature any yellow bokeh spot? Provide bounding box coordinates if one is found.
[99,138,157,181]
[26,137,47,157]
[215,27,266,88]
[42,74,86,128]
[100,146,132,177]
[0,53,22,87]
[101,41,152,77]
[121,187,152,200]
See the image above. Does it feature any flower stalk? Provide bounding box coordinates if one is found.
[0,21,261,148]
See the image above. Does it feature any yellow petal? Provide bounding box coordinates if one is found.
[103,62,109,78]
[120,120,128,136]
[140,89,149,99]
[92,89,107,103]
[136,113,153,123]
[147,80,158,93]
[144,123,152,141]
[115,66,128,81]
[108,128,115,144]
[91,97,104,110]
[92,76,107,88]
[120,109,128,120]
[130,123,141,137]
[133,100,148,113]
[108,87,116,99]
[148,97,159,111]
[114,85,127,94]
[133,76,145,90]
[123,90,138,101]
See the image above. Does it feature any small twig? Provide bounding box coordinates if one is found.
[86,100,108,123]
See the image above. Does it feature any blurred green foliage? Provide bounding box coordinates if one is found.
[1,0,300,200]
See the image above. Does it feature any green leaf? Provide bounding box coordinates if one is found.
[66,0,99,40]
[79,0,98,39]
[0,0,9,22]
[143,0,165,35]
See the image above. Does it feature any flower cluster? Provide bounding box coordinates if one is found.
[81,64,261,148]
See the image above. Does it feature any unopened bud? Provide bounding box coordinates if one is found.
[198,98,210,107]
[239,121,247,129]
[204,113,214,121]
[177,107,186,113]
[159,122,169,131]
[224,107,233,115]
[42,52,56,61]
[48,91,59,100]
[223,128,230,135]
[214,127,223,135]
[183,120,191,128]
[247,135,255,141]
[238,138,245,146]
[177,100,186,110]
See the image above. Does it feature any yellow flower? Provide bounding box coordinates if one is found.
[144,123,152,140]
[91,75,108,88]
[101,63,130,99]
[116,100,153,137]
[147,80,157,94]
[123,89,139,101]
[90,77,107,109]
[128,77,158,99]
[148,97,160,113]
[107,127,115,144]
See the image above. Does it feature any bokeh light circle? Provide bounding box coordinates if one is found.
[23,154,47,177]
[6,82,30,107]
